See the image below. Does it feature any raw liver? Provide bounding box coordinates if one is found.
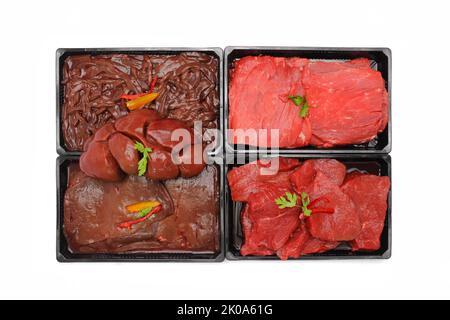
[64,164,219,253]
[62,53,219,151]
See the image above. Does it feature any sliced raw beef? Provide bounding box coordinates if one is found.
[342,174,390,251]
[227,158,301,256]
[276,223,339,260]
[303,59,388,147]
[290,160,361,241]
[229,56,311,148]
[240,205,274,256]
[241,185,300,255]
[227,157,301,202]
[290,159,346,192]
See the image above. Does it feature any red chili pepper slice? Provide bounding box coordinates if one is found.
[311,208,335,214]
[117,205,162,230]
[149,76,158,93]
[120,76,158,101]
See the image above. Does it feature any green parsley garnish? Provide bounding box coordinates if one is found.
[275,192,298,209]
[288,95,309,119]
[136,207,153,218]
[300,192,312,217]
[288,95,304,106]
[275,191,313,216]
[134,141,152,176]
[299,101,309,118]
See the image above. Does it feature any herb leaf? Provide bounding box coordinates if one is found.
[301,192,312,216]
[275,192,298,209]
[134,141,153,176]
[288,95,309,118]
[288,95,304,106]
[136,207,152,218]
[299,101,309,118]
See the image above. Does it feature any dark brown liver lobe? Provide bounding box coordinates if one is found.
[62,53,219,151]
[64,164,219,253]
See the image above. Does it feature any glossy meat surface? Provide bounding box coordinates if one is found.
[229,56,310,148]
[62,53,219,151]
[64,164,219,253]
[227,158,390,259]
[228,57,388,148]
[342,174,390,251]
[79,109,205,181]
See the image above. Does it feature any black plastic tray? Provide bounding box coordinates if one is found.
[224,46,392,154]
[224,154,392,260]
[56,47,224,156]
[57,155,225,262]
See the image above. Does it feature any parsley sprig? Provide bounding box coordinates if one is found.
[300,192,312,217]
[275,191,313,216]
[134,141,152,176]
[288,95,309,118]
[136,207,153,218]
[275,192,297,209]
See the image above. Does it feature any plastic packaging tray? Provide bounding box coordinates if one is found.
[57,155,225,262]
[224,154,392,260]
[224,46,392,154]
[56,47,224,156]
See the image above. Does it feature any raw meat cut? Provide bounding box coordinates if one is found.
[64,164,219,253]
[228,56,388,148]
[290,161,361,241]
[80,109,205,181]
[227,157,301,202]
[229,56,311,148]
[342,174,390,251]
[62,53,219,151]
[290,159,346,192]
[276,223,339,260]
[241,186,300,255]
[64,165,175,252]
[303,58,388,147]
[227,158,390,259]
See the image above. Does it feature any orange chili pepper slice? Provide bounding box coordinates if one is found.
[126,200,161,213]
[126,92,159,111]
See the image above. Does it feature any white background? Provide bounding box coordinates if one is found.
[0,0,449,299]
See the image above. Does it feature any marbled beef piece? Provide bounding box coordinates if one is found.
[241,185,300,255]
[303,59,388,147]
[342,174,390,251]
[227,158,302,256]
[228,57,388,149]
[229,56,311,148]
[276,223,339,260]
[227,158,301,202]
[290,162,361,242]
[290,159,347,192]
[64,164,219,253]
[62,53,219,151]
